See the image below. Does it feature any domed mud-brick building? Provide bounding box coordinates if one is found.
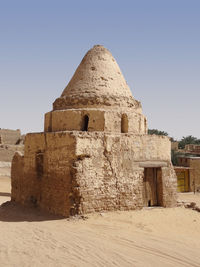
[11,45,177,216]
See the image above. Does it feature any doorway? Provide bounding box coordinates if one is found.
[176,169,189,192]
[143,167,163,207]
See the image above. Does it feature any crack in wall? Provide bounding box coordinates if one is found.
[103,136,119,206]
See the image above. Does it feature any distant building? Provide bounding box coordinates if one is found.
[173,144,200,192]
[0,129,21,145]
[0,129,24,162]
[171,141,179,151]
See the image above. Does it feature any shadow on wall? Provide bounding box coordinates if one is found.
[0,192,11,197]
[0,201,64,222]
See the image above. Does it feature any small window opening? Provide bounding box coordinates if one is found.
[82,115,89,131]
[121,114,128,133]
[36,151,44,179]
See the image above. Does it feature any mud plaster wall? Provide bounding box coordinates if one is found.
[74,133,176,214]
[12,132,177,216]
[74,133,143,214]
[45,109,147,134]
[104,111,147,134]
[45,110,105,132]
[177,157,200,192]
[0,129,21,145]
[188,159,200,192]
[161,166,177,207]
[12,132,77,216]
[0,129,23,162]
[0,145,24,162]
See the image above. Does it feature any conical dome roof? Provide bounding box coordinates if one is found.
[53,45,140,110]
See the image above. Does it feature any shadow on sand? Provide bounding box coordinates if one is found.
[0,201,64,222]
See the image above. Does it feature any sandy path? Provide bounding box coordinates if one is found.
[0,177,200,267]
[0,161,11,178]
[178,192,200,206]
[0,176,11,204]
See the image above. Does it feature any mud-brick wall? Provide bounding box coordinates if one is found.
[0,129,21,145]
[120,134,171,162]
[45,108,147,135]
[188,159,200,192]
[161,165,177,207]
[12,131,177,216]
[74,133,176,214]
[11,152,24,202]
[0,144,23,162]
[40,132,76,216]
[11,133,46,205]
[11,132,77,216]
[119,134,177,208]
[104,110,146,134]
[74,133,145,214]
[44,109,105,133]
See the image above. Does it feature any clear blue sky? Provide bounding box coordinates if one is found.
[1,0,200,140]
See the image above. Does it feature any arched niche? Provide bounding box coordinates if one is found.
[121,114,128,133]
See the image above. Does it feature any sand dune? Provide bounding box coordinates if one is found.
[0,176,200,267]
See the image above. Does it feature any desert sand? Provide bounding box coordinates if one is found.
[0,174,200,267]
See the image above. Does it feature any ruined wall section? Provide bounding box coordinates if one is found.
[11,133,46,205]
[0,144,24,162]
[11,132,77,216]
[0,129,21,145]
[0,129,24,162]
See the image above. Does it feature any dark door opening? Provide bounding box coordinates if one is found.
[82,115,89,131]
[143,167,163,207]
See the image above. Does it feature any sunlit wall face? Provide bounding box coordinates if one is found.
[0,0,200,140]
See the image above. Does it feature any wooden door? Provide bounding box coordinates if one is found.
[143,168,163,207]
[177,170,189,192]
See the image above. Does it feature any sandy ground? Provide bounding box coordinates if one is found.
[0,175,200,267]
[0,161,11,178]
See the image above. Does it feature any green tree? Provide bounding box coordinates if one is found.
[148,129,168,136]
[178,135,200,149]
[171,150,184,166]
